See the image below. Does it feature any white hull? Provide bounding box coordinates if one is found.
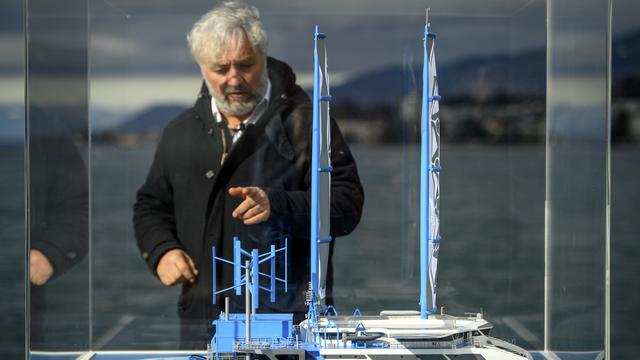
[291,311,532,360]
[248,340,532,360]
[318,346,531,360]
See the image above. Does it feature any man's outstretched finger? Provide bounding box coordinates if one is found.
[242,187,260,198]
[229,187,252,218]
[228,187,246,198]
[232,198,256,218]
[228,186,270,223]
[241,204,263,220]
[243,211,269,225]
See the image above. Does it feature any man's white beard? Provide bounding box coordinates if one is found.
[205,74,268,117]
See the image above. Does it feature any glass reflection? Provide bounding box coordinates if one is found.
[29,106,89,350]
[27,0,90,353]
[545,0,610,357]
[0,0,25,358]
[611,0,640,359]
[2,0,636,356]
[9,0,637,356]
[89,0,548,352]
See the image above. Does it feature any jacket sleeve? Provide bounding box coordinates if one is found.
[133,130,183,275]
[265,115,364,240]
[30,136,88,278]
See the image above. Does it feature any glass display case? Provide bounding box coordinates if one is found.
[1,0,638,359]
[0,0,26,358]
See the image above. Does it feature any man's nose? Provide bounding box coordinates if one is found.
[227,65,242,86]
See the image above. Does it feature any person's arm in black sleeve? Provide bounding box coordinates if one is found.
[30,136,88,280]
[133,132,182,276]
[265,115,364,239]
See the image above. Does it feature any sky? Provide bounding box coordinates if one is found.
[87,0,549,75]
[0,0,639,111]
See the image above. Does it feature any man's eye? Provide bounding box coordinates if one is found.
[213,67,228,74]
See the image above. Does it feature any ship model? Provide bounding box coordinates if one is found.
[202,10,533,360]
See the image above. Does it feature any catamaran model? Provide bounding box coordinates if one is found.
[204,10,533,360]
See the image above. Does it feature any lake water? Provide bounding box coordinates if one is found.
[1,143,638,358]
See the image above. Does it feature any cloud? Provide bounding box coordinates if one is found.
[4,0,637,83]
[84,0,547,76]
[91,34,138,57]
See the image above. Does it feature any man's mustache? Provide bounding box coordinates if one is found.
[224,85,251,96]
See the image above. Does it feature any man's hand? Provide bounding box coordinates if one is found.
[30,249,54,286]
[228,186,271,225]
[156,249,198,286]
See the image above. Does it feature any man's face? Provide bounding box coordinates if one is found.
[201,36,266,117]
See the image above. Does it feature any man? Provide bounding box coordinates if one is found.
[133,1,364,348]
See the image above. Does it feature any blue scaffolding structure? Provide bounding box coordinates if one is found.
[211,236,288,309]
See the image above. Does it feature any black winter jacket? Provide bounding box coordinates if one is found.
[133,57,364,330]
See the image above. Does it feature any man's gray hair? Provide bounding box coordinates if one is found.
[187,1,267,64]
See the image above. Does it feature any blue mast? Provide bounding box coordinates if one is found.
[420,8,441,319]
[310,25,323,296]
[309,26,333,340]
[310,25,333,300]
